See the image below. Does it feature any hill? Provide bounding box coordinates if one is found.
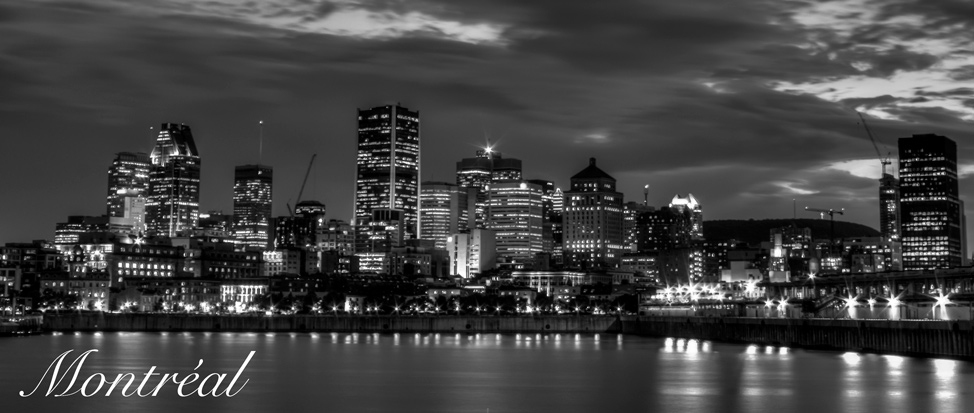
[703,219,881,245]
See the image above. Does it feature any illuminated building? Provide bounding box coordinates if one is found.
[419,182,476,249]
[106,152,150,232]
[456,150,492,190]
[317,219,355,256]
[456,149,523,189]
[879,173,901,241]
[768,225,812,279]
[669,194,703,240]
[356,208,405,253]
[446,229,497,277]
[54,216,111,245]
[527,179,559,255]
[563,158,624,268]
[486,181,543,267]
[146,123,201,237]
[456,149,524,228]
[188,211,234,242]
[294,200,326,218]
[273,216,316,248]
[272,201,325,249]
[171,238,262,278]
[355,104,420,239]
[624,202,656,252]
[898,134,964,270]
[232,165,273,250]
[669,194,705,281]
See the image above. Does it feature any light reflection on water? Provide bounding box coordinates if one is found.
[0,332,972,413]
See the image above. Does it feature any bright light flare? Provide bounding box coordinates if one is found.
[935,293,951,308]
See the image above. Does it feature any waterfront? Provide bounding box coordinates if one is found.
[1,332,972,412]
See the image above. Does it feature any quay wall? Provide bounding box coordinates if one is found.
[42,314,620,334]
[622,316,974,359]
[40,314,974,358]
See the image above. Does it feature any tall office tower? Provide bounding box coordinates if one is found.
[106,152,150,217]
[456,148,524,228]
[486,181,543,267]
[624,201,656,252]
[456,148,524,189]
[419,182,475,249]
[669,194,703,240]
[146,123,201,237]
[879,173,901,241]
[899,134,964,270]
[527,179,559,254]
[232,165,273,250]
[355,104,420,240]
[563,158,624,268]
[668,194,705,281]
[551,187,564,264]
[456,149,493,189]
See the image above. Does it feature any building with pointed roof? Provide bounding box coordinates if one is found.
[563,158,624,269]
[146,123,201,237]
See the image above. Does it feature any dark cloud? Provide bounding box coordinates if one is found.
[2,0,974,249]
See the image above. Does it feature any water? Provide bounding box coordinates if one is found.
[1,332,972,412]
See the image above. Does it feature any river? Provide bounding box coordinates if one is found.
[1,332,971,412]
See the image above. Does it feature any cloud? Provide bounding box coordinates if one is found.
[2,0,974,249]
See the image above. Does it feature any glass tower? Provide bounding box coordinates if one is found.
[146,123,201,237]
[898,134,963,270]
[232,165,273,250]
[106,152,150,218]
[355,104,420,239]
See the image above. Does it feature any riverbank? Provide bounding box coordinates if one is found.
[37,313,974,359]
[42,313,621,333]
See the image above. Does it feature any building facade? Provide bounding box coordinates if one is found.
[106,152,150,229]
[419,181,475,249]
[232,164,273,250]
[486,181,543,267]
[355,104,420,239]
[446,229,497,278]
[146,123,201,237]
[898,134,964,270]
[563,158,624,268]
[456,149,524,229]
[879,172,901,242]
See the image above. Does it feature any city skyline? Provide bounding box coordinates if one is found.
[2,1,974,247]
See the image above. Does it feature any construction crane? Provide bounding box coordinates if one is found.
[806,206,845,268]
[856,111,892,176]
[290,154,317,217]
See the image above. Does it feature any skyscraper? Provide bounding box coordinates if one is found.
[355,104,420,239]
[419,182,475,249]
[106,152,150,218]
[456,148,524,189]
[898,134,964,270]
[563,158,624,268]
[456,148,523,229]
[487,180,543,267]
[232,165,273,250]
[146,123,201,237]
[879,173,901,241]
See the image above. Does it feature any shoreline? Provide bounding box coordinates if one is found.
[26,313,974,360]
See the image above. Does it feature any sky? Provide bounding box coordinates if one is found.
[2,0,974,247]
